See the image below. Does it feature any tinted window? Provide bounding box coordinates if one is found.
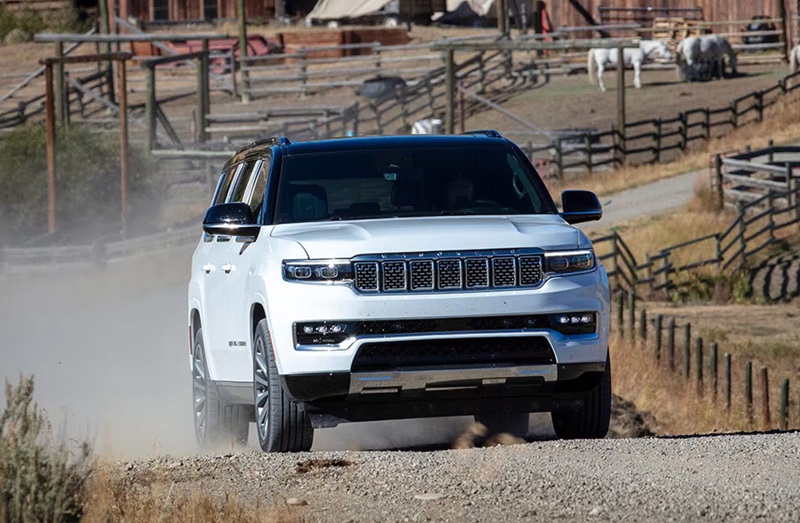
[247,160,269,218]
[228,161,258,203]
[274,146,555,224]
[213,163,243,205]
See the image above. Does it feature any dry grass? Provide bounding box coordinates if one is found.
[554,92,800,198]
[82,470,299,523]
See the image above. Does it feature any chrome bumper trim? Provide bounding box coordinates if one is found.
[349,364,557,394]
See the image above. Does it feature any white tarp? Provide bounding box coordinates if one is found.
[445,0,494,17]
[307,0,393,20]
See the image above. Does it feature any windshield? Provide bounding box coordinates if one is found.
[274,145,556,224]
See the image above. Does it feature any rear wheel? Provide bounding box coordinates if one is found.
[474,412,529,439]
[551,356,612,439]
[383,15,400,28]
[192,328,250,447]
[253,319,314,452]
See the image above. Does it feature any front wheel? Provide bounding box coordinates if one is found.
[551,355,612,439]
[253,319,314,452]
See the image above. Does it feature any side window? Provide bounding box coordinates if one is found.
[214,163,243,205]
[227,161,258,203]
[246,159,270,219]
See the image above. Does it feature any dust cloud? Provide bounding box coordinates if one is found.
[0,247,553,458]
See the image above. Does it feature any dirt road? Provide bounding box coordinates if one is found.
[122,432,800,522]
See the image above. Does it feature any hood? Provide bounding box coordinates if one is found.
[270,215,581,259]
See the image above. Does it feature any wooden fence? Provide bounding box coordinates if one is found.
[594,144,800,299]
[613,288,796,432]
[0,226,199,273]
[518,69,800,177]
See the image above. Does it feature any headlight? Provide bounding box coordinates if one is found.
[544,250,595,274]
[283,259,353,283]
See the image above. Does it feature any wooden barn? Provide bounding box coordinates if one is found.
[116,0,317,22]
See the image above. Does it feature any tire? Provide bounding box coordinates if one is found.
[192,328,250,447]
[326,20,340,29]
[474,412,529,439]
[551,355,612,439]
[253,319,314,452]
[383,16,400,28]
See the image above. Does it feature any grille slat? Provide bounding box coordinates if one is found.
[409,260,434,291]
[382,261,407,291]
[492,257,517,287]
[353,252,547,293]
[354,262,379,292]
[437,259,463,290]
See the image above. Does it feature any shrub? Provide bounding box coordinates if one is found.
[0,123,158,240]
[0,4,90,43]
[0,376,93,522]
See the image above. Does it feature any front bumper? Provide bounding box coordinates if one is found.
[266,268,610,376]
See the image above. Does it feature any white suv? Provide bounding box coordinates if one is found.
[188,132,611,452]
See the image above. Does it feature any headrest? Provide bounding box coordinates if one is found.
[392,180,422,208]
[290,184,328,222]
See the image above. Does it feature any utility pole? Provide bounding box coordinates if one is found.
[237,0,251,103]
[496,0,508,37]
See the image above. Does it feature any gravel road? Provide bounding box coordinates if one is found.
[580,169,703,233]
[123,432,800,522]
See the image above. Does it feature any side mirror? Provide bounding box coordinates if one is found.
[203,202,260,238]
[561,190,602,224]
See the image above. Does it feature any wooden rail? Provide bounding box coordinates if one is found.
[594,143,800,298]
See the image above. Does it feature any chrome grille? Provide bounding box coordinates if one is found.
[465,258,489,288]
[409,260,434,290]
[354,262,379,291]
[492,257,516,287]
[437,259,462,289]
[519,256,543,286]
[352,251,545,293]
[382,261,407,291]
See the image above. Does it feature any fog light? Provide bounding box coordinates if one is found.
[295,322,353,346]
[549,313,596,335]
[303,326,314,334]
[329,324,343,333]
[557,316,570,324]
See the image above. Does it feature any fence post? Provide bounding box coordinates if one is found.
[714,234,722,272]
[683,323,691,380]
[554,138,563,179]
[767,193,775,244]
[713,154,723,210]
[584,133,593,173]
[654,314,662,361]
[628,288,635,342]
[678,111,687,150]
[730,100,738,128]
[660,252,670,292]
[144,64,156,151]
[760,367,771,429]
[195,52,209,144]
[638,308,647,345]
[695,337,704,396]
[645,254,654,294]
[756,91,764,122]
[710,342,718,401]
[767,139,774,163]
[666,317,675,371]
[745,361,753,424]
[610,235,619,292]
[724,353,732,411]
[736,202,746,267]
[653,118,661,163]
[616,291,624,338]
[780,379,789,430]
[791,177,799,222]
[704,107,710,139]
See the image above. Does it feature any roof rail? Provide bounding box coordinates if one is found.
[235,137,291,155]
[462,129,503,138]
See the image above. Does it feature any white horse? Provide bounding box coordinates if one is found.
[587,40,672,92]
[791,44,800,72]
[677,34,737,80]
